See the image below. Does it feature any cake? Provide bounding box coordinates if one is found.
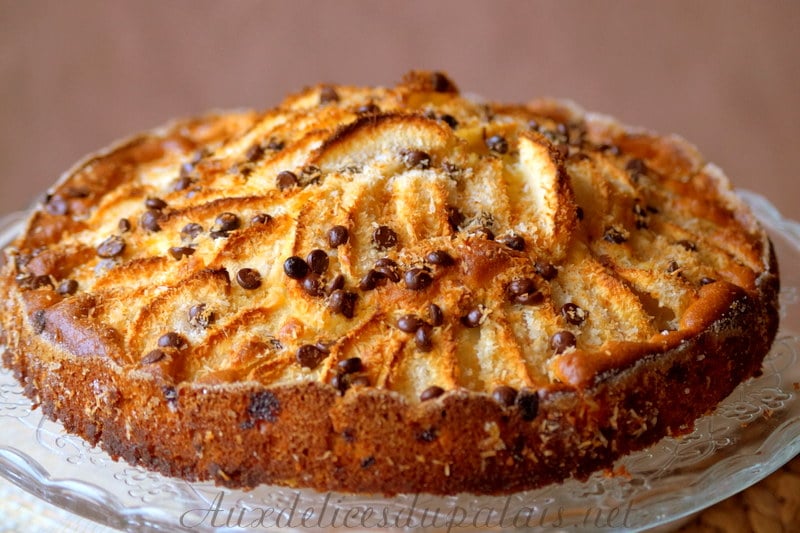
[0,71,780,495]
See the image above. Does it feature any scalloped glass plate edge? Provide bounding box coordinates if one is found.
[0,190,798,533]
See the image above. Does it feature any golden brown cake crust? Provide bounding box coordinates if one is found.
[0,71,780,495]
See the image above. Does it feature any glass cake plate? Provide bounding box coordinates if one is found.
[1,190,798,533]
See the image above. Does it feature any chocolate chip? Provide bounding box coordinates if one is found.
[215,212,241,232]
[375,257,397,268]
[667,261,681,274]
[189,303,214,328]
[676,239,697,251]
[319,86,339,104]
[603,226,628,244]
[306,249,329,275]
[440,114,458,129]
[158,332,188,350]
[96,236,125,258]
[507,278,536,298]
[330,373,348,394]
[266,138,284,151]
[497,233,525,251]
[404,268,433,291]
[420,385,445,402]
[561,303,587,326]
[140,210,162,232]
[329,289,357,318]
[301,275,324,297]
[168,246,195,260]
[315,341,332,354]
[325,274,345,295]
[338,357,362,374]
[118,218,131,233]
[397,314,424,333]
[492,385,518,407]
[360,456,376,469]
[427,304,444,326]
[373,225,398,249]
[29,275,53,290]
[209,229,229,240]
[250,213,273,225]
[236,268,262,290]
[327,225,349,248]
[516,388,540,421]
[528,119,540,131]
[141,349,166,364]
[355,103,380,114]
[532,262,556,281]
[276,170,299,191]
[56,279,79,296]
[245,144,265,163]
[181,222,203,240]
[430,71,457,93]
[248,391,280,422]
[296,344,326,369]
[506,278,541,305]
[550,331,576,354]
[284,256,310,279]
[374,264,400,283]
[172,176,195,192]
[425,250,454,266]
[145,197,167,210]
[401,149,431,170]
[415,324,434,352]
[446,206,465,231]
[486,134,509,154]
[576,206,584,220]
[461,307,483,328]
[358,269,384,291]
[700,277,716,285]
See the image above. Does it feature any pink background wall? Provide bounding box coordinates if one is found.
[1,0,798,218]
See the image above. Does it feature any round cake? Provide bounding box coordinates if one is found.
[0,71,779,495]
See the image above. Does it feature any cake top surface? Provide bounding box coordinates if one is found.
[7,70,770,400]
